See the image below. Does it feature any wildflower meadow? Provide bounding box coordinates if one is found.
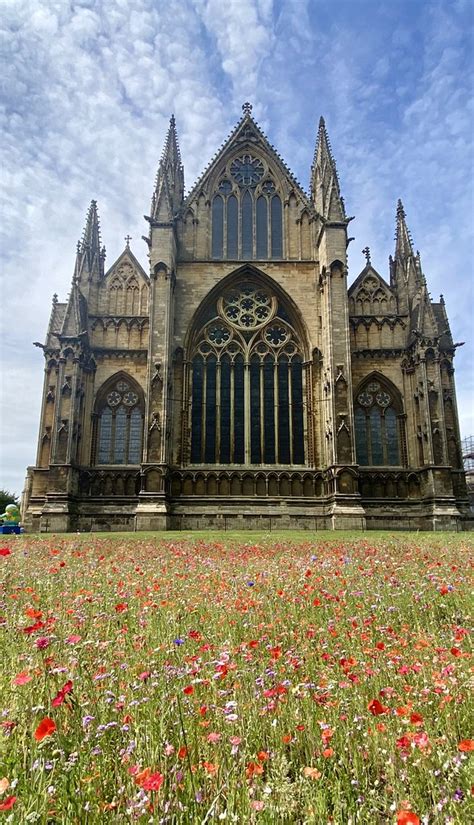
[0,531,472,824]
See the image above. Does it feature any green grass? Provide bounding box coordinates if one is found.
[0,532,472,823]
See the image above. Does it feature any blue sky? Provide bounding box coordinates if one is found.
[1,0,473,495]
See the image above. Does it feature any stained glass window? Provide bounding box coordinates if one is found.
[211,196,223,258]
[241,192,253,259]
[256,196,268,259]
[271,195,283,258]
[211,170,283,260]
[95,377,144,465]
[354,377,403,466]
[189,283,305,466]
[227,195,238,258]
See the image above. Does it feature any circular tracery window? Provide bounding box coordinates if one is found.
[218,284,277,330]
[230,155,264,187]
[105,381,139,409]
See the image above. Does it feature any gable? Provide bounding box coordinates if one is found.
[348,265,397,316]
[97,248,149,317]
[184,115,312,210]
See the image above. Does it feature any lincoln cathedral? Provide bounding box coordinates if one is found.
[23,104,470,532]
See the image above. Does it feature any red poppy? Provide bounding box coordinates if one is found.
[0,796,17,811]
[183,685,194,695]
[141,771,164,791]
[368,699,389,716]
[246,761,264,778]
[0,548,11,557]
[459,739,474,752]
[178,746,188,759]
[52,680,73,707]
[410,713,423,726]
[34,717,56,741]
[397,812,420,825]
[115,602,127,612]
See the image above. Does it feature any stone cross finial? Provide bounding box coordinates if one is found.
[362,246,371,265]
[125,235,132,247]
[242,102,253,116]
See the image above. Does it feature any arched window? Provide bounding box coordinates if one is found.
[92,376,144,465]
[211,168,283,260]
[354,377,405,466]
[211,195,224,259]
[187,281,306,466]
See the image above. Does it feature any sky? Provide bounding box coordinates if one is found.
[1,0,473,496]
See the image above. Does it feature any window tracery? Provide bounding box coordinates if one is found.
[211,159,283,260]
[354,377,405,466]
[188,282,305,465]
[92,376,144,466]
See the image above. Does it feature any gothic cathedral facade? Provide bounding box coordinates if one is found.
[23,107,470,532]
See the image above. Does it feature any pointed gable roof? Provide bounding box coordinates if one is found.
[348,262,394,297]
[103,244,149,284]
[184,105,311,208]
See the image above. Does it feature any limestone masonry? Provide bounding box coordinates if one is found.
[23,106,471,532]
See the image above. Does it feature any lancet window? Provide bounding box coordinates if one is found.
[92,376,144,465]
[354,377,405,466]
[211,158,283,260]
[187,282,305,465]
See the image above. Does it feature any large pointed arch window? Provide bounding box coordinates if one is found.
[187,281,306,465]
[211,166,283,260]
[92,376,144,465]
[354,377,406,466]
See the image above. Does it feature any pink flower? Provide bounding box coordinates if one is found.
[35,637,50,649]
[207,732,221,743]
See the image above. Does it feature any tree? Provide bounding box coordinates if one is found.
[0,489,20,513]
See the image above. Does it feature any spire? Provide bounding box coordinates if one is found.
[395,199,414,261]
[391,200,436,332]
[151,115,184,221]
[311,116,345,221]
[74,200,104,284]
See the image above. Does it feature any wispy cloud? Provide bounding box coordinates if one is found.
[1,0,472,494]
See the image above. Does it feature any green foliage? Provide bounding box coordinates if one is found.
[0,488,19,513]
[0,532,472,823]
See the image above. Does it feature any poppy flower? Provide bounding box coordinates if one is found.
[34,717,56,741]
[0,548,11,557]
[178,746,188,759]
[52,680,73,707]
[246,761,264,779]
[141,772,164,791]
[0,796,16,811]
[183,685,194,695]
[397,812,420,825]
[458,739,474,752]
[368,699,389,716]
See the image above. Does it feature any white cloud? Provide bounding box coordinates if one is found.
[0,0,472,495]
